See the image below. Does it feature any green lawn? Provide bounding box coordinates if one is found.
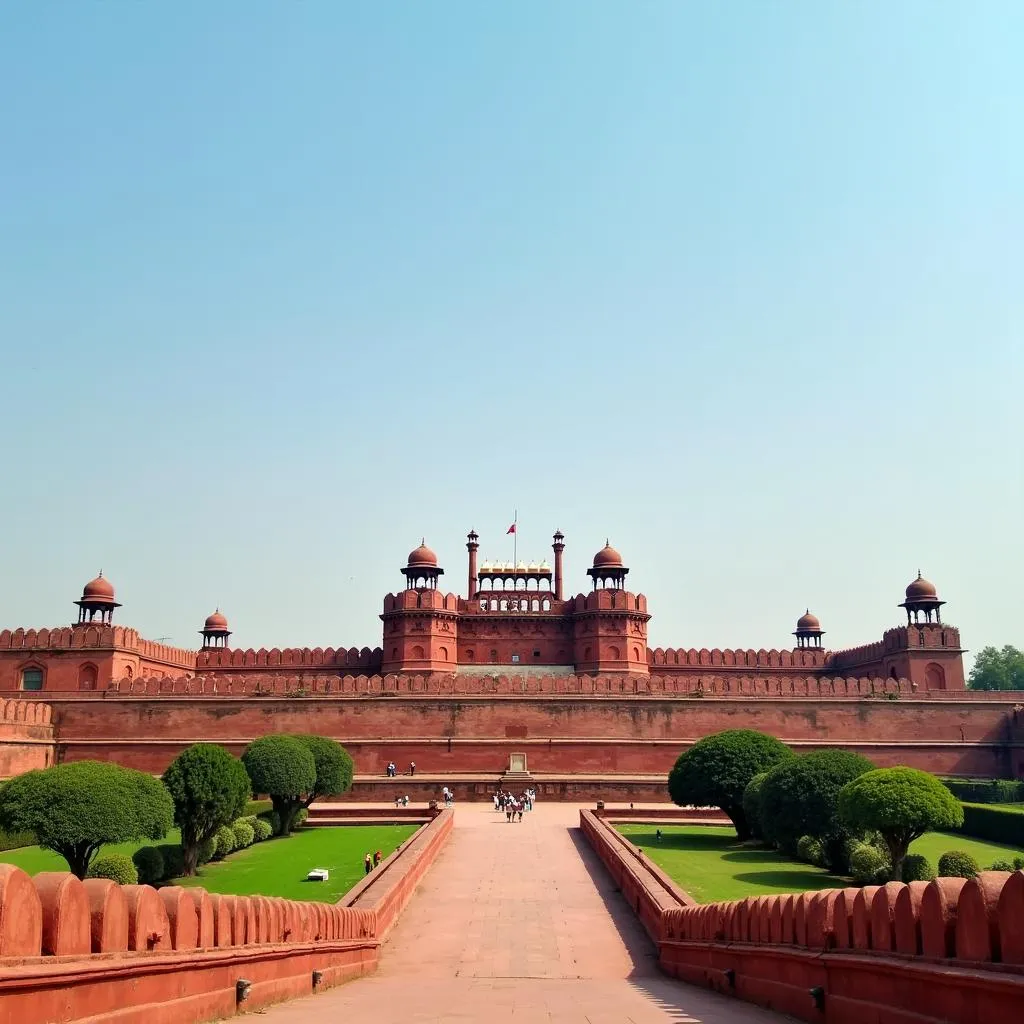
[616,825,1024,903]
[0,829,184,875]
[177,825,418,903]
[616,825,849,903]
[0,825,418,903]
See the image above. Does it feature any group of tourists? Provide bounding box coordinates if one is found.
[362,849,383,874]
[385,760,416,777]
[494,788,535,822]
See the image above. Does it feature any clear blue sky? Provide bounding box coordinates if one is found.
[1,2,1021,669]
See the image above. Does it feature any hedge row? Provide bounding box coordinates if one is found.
[941,777,1024,804]
[244,798,274,817]
[958,803,1024,846]
[0,828,35,852]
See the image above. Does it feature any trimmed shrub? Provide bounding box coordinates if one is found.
[937,850,980,879]
[294,808,309,829]
[241,736,316,837]
[959,804,1024,846]
[198,837,216,865]
[668,730,794,839]
[1014,855,1024,871]
[900,854,935,882]
[253,818,273,842]
[0,829,35,852]
[989,859,1015,872]
[245,799,273,817]
[88,853,139,885]
[742,772,769,841]
[156,843,185,880]
[850,843,890,885]
[260,811,282,836]
[796,835,826,867]
[132,845,165,885]
[232,820,255,848]
[941,778,1024,804]
[214,825,236,859]
[759,749,875,869]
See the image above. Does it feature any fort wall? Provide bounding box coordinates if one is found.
[0,698,55,776]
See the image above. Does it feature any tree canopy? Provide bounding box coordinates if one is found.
[838,766,964,880]
[162,743,251,875]
[968,645,1024,691]
[241,734,317,835]
[758,749,875,868]
[668,730,793,838]
[295,735,354,806]
[0,761,173,878]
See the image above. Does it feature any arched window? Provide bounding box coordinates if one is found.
[411,645,425,659]
[78,664,98,690]
[20,667,44,691]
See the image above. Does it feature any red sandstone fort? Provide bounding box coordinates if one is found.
[1,531,1021,790]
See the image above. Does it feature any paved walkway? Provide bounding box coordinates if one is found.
[257,803,786,1023]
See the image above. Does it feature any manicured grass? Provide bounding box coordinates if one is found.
[0,829,184,875]
[908,831,1022,866]
[177,825,418,903]
[616,825,1024,903]
[986,803,1024,814]
[615,825,848,903]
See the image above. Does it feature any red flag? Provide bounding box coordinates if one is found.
[506,523,516,534]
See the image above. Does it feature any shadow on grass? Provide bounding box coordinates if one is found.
[731,869,848,889]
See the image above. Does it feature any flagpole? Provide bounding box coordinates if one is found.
[513,509,518,566]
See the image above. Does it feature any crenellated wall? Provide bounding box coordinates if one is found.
[33,674,1024,780]
[649,647,831,672]
[195,645,383,674]
[0,697,55,776]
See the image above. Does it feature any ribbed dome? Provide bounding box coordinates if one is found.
[905,572,938,601]
[81,572,115,602]
[593,541,623,568]
[204,610,229,632]
[796,610,821,631]
[407,540,438,567]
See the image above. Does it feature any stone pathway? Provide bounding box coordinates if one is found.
[256,803,786,1023]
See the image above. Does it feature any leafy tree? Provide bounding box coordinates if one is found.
[0,761,173,879]
[162,743,251,876]
[668,730,793,839]
[742,772,769,840]
[759,749,875,868]
[295,735,355,806]
[968,645,1024,691]
[241,735,316,836]
[838,767,964,881]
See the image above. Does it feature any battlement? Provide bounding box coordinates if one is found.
[649,646,829,671]
[195,645,383,673]
[0,626,195,669]
[383,591,461,612]
[0,696,52,725]
[99,669,936,699]
[571,591,648,613]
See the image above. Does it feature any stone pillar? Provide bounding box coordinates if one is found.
[552,530,565,601]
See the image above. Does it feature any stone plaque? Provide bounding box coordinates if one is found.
[509,752,527,773]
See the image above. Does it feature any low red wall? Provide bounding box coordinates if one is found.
[0,810,453,1024]
[0,699,54,778]
[580,812,1024,1023]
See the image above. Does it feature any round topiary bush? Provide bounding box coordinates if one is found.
[294,808,309,829]
[850,843,890,885]
[132,845,165,885]
[156,843,185,880]
[900,853,935,882]
[937,850,980,879]
[796,835,826,867]
[989,859,1014,872]
[253,818,273,842]
[214,825,236,859]
[232,820,255,848]
[198,837,216,865]
[87,852,139,885]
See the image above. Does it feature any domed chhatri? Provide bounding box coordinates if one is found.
[899,570,945,624]
[200,609,232,649]
[402,538,444,590]
[407,540,439,567]
[593,541,623,568]
[74,571,121,625]
[793,609,825,649]
[587,540,629,590]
